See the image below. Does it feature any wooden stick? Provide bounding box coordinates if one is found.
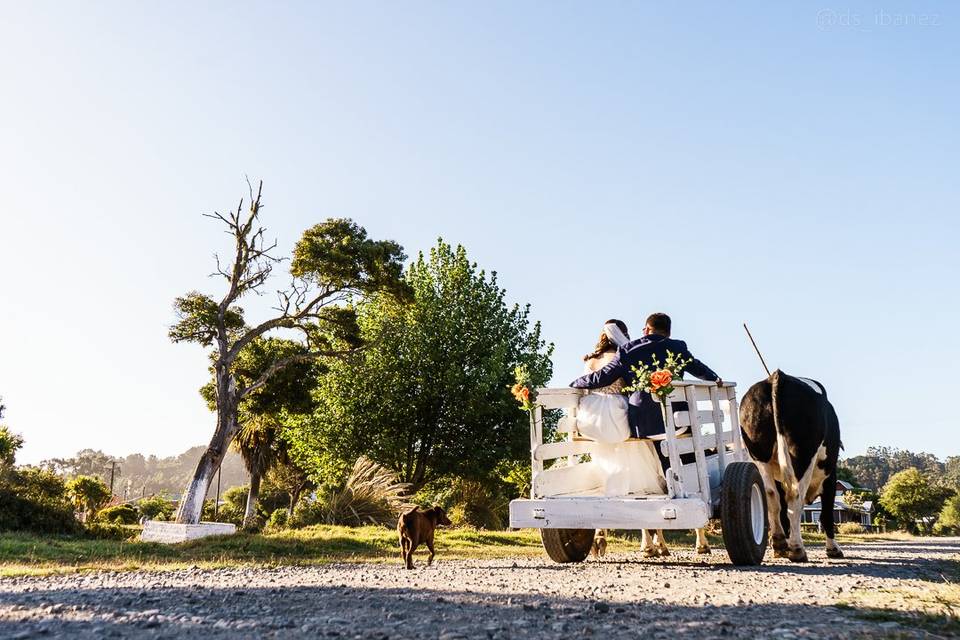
[743,323,772,377]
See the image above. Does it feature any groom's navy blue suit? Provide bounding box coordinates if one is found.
[570,333,720,439]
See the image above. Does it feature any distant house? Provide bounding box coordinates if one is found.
[801,479,874,529]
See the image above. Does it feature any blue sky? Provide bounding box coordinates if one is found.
[1,1,957,465]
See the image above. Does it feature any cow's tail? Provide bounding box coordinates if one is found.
[769,369,783,436]
[770,370,790,471]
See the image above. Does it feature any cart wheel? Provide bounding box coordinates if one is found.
[540,528,595,563]
[721,462,768,566]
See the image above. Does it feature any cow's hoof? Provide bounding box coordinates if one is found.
[642,548,657,558]
[658,548,670,557]
[771,535,790,557]
[826,547,844,559]
[696,545,711,555]
[787,548,809,563]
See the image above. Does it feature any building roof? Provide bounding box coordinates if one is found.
[803,496,873,513]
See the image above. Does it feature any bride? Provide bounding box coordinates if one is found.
[577,319,666,496]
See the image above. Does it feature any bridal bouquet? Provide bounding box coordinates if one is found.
[623,351,691,403]
[511,364,538,412]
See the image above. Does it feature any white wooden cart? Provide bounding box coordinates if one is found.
[508,381,769,565]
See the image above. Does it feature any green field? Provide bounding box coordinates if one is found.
[0,526,918,577]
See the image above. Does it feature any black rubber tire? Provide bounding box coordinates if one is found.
[721,462,768,566]
[540,528,595,563]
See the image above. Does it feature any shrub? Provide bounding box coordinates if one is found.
[96,504,140,525]
[85,522,137,540]
[217,482,287,526]
[0,487,80,534]
[290,457,410,528]
[421,478,508,530]
[137,495,174,521]
[266,508,288,530]
[838,522,866,534]
[66,475,111,521]
[0,467,79,534]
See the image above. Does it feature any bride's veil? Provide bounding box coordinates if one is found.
[603,322,630,347]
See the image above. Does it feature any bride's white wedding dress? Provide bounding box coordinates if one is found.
[578,352,666,496]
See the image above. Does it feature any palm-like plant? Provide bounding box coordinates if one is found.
[231,415,282,529]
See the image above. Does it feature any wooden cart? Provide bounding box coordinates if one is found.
[508,381,769,565]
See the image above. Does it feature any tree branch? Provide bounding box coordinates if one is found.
[237,348,358,398]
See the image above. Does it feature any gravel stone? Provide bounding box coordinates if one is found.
[0,537,954,639]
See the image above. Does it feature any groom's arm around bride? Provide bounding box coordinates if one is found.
[571,313,721,439]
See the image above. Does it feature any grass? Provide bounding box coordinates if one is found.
[0,526,550,577]
[0,526,932,578]
[838,558,960,636]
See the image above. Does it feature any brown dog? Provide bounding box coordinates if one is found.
[397,506,452,569]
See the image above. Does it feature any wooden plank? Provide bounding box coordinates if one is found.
[662,400,685,498]
[660,431,735,457]
[674,381,737,389]
[536,388,582,410]
[509,496,709,530]
[529,406,543,498]
[672,410,718,428]
[684,385,712,507]
[709,386,728,476]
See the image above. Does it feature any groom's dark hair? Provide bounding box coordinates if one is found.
[645,313,671,336]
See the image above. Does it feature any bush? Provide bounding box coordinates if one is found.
[96,504,139,525]
[218,482,287,526]
[838,522,866,534]
[290,457,409,528]
[85,522,137,541]
[137,495,174,521]
[421,478,508,530]
[0,487,80,534]
[0,467,80,534]
[266,508,288,530]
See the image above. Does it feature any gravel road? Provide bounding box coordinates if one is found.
[1,537,957,639]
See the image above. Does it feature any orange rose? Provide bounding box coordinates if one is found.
[520,387,530,401]
[650,370,673,390]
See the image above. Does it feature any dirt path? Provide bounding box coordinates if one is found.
[1,537,957,639]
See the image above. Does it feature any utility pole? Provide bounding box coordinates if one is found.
[108,461,117,494]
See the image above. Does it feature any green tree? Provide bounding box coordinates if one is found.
[836,465,859,485]
[943,456,960,492]
[66,475,111,522]
[286,240,553,490]
[266,458,315,518]
[879,468,954,534]
[40,449,119,483]
[0,426,23,470]
[842,447,945,492]
[202,337,320,529]
[936,495,960,535]
[169,182,409,523]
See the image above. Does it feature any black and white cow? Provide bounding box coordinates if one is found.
[740,370,844,562]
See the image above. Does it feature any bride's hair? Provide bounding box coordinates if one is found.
[582,319,630,361]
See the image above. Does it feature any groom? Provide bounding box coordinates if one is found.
[570,313,722,439]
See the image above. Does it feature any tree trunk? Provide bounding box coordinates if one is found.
[243,472,261,530]
[175,372,239,524]
[287,484,304,519]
